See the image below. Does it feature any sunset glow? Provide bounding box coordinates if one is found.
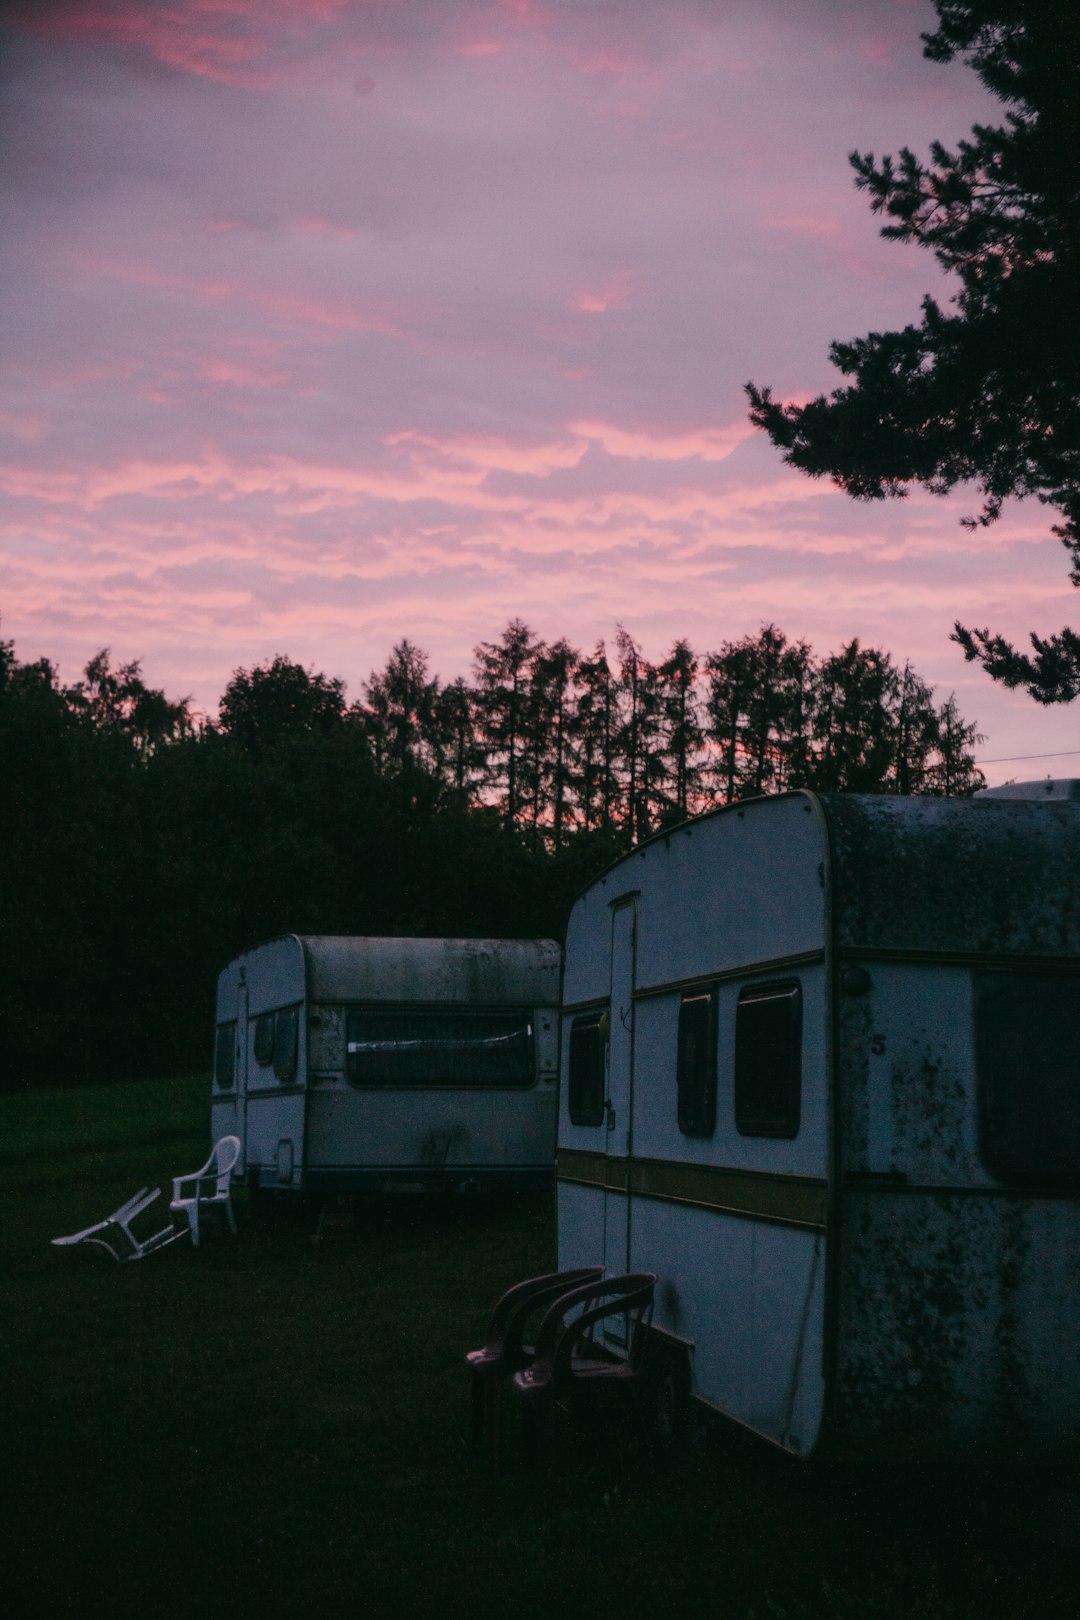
[2,0,1077,782]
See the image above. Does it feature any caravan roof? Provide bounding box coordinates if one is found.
[294,935,561,1004]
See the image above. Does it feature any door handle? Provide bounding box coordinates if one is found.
[604,1098,616,1131]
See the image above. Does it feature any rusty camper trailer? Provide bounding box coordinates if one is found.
[554,784,1080,1462]
[211,935,561,1194]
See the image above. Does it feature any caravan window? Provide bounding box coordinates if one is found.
[345,1008,534,1088]
[975,969,1080,1183]
[677,991,717,1137]
[568,1012,606,1127]
[273,1005,300,1082]
[254,1013,275,1066]
[214,1022,236,1091]
[735,980,802,1138]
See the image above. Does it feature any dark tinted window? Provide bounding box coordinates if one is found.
[254,1012,274,1066]
[735,981,802,1138]
[214,1022,236,1090]
[568,1012,606,1126]
[273,1005,300,1082]
[975,969,1080,1183]
[677,991,716,1137]
[346,1009,534,1088]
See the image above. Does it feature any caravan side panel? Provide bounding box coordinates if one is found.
[303,1005,557,1187]
[212,936,309,1191]
[299,937,560,1189]
[833,955,1080,1459]
[558,795,831,1456]
[825,795,1080,1461]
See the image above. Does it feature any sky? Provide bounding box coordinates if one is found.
[1,0,1077,785]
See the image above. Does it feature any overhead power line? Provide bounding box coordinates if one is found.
[975,747,1080,766]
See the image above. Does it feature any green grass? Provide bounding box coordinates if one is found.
[5,1076,1077,1618]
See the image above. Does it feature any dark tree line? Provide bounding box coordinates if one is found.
[0,624,982,1088]
[358,620,984,841]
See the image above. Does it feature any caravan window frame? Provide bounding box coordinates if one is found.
[253,1012,275,1067]
[213,1021,236,1091]
[974,967,1080,1185]
[344,1005,537,1090]
[251,1006,302,1082]
[567,1010,607,1127]
[272,1005,300,1082]
[677,989,717,1138]
[734,979,802,1139]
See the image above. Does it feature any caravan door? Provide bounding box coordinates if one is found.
[210,975,246,1158]
[243,996,307,1190]
[234,978,249,1167]
[558,895,638,1286]
[604,897,637,1277]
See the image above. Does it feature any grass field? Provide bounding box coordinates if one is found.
[6,1075,1077,1618]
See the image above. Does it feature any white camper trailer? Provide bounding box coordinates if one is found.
[211,936,561,1194]
[556,787,1080,1462]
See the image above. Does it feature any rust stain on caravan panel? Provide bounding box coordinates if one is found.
[305,936,561,1006]
[888,1044,973,1184]
[419,1110,473,1167]
[837,991,874,1166]
[823,796,1080,958]
[831,1190,1074,1457]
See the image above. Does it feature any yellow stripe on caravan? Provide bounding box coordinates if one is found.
[556,1148,828,1231]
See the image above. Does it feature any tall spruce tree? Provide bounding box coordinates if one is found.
[472,620,540,828]
[705,635,758,804]
[928,693,987,795]
[614,627,663,841]
[573,641,619,833]
[812,640,900,793]
[433,676,483,801]
[892,662,941,795]
[531,638,579,850]
[361,640,440,775]
[656,638,706,821]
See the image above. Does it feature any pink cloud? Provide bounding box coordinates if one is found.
[0,410,49,443]
[456,40,505,59]
[384,429,586,478]
[763,212,842,244]
[569,419,752,464]
[79,256,410,337]
[10,0,527,87]
[296,216,359,240]
[572,270,635,313]
[566,49,644,77]
[199,357,291,389]
[17,0,283,87]
[861,36,897,66]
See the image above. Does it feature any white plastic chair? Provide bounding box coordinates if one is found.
[169,1135,241,1247]
[52,1186,181,1263]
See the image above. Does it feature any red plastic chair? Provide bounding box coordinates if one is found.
[465,1267,604,1467]
[511,1272,657,1462]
